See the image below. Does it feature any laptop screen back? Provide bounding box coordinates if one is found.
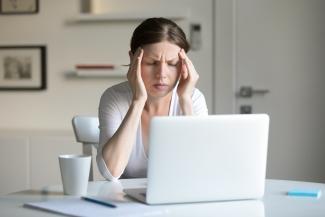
[146,114,269,204]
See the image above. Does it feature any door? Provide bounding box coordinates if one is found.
[236,0,325,182]
[215,0,325,182]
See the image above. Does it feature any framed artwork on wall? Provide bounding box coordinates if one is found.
[0,46,46,90]
[0,0,39,14]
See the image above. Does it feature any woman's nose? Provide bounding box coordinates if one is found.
[155,63,167,78]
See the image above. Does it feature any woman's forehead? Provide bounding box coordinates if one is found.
[142,41,181,59]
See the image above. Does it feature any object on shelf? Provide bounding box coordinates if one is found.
[190,23,202,51]
[76,64,115,69]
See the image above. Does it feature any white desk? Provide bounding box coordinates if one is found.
[0,179,324,217]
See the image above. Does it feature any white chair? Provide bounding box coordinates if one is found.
[72,115,100,181]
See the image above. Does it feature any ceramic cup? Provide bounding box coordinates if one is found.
[58,154,91,195]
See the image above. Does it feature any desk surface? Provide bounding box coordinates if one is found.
[0,179,324,217]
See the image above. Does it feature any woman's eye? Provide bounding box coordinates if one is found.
[168,62,178,67]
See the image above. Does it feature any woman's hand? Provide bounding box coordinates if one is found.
[127,48,147,104]
[177,49,199,114]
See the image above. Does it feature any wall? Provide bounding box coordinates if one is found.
[0,0,214,131]
[0,130,81,195]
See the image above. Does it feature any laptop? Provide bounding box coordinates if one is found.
[125,114,269,204]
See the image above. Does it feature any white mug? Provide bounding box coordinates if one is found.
[58,154,91,196]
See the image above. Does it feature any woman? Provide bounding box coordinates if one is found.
[97,17,208,181]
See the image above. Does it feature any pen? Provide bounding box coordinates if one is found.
[287,189,322,198]
[81,196,117,208]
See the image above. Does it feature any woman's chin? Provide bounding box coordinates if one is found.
[148,90,172,99]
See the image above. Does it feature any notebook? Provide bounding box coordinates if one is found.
[125,114,269,204]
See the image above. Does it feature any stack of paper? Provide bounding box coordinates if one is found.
[25,197,168,217]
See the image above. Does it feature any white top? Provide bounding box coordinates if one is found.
[96,81,208,181]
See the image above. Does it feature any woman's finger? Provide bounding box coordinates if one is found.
[178,50,188,79]
[182,50,196,76]
[131,47,142,70]
[180,49,197,79]
[127,47,142,79]
[136,48,144,77]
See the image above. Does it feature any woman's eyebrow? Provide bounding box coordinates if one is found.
[143,56,179,62]
[167,57,179,62]
[142,56,159,61]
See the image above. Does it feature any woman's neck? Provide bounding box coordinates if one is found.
[144,93,173,115]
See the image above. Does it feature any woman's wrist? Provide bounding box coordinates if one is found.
[179,96,193,115]
[131,98,146,110]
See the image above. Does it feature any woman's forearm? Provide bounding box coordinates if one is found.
[102,100,145,177]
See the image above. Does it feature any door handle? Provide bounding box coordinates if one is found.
[238,86,270,98]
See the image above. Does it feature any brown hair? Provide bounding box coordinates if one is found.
[130,17,190,54]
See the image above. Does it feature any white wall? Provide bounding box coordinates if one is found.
[0,0,214,131]
[0,0,120,130]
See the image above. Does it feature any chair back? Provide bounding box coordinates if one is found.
[72,116,99,148]
[72,115,100,181]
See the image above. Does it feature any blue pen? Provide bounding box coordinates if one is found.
[287,189,322,198]
[81,196,117,208]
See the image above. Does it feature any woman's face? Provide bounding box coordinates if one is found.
[140,41,181,99]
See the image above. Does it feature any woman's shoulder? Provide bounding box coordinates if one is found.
[192,88,208,115]
[192,88,205,99]
[100,81,132,103]
[102,81,131,97]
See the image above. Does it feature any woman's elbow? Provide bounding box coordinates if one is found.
[105,161,124,179]
[96,152,121,181]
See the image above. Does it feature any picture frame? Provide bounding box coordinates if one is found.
[0,0,39,14]
[0,46,46,90]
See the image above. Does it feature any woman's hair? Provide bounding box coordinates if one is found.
[130,17,190,54]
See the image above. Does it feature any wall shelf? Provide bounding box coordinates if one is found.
[65,70,126,78]
[65,64,127,78]
[70,10,190,22]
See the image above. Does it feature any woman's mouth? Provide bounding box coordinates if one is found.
[153,83,168,91]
